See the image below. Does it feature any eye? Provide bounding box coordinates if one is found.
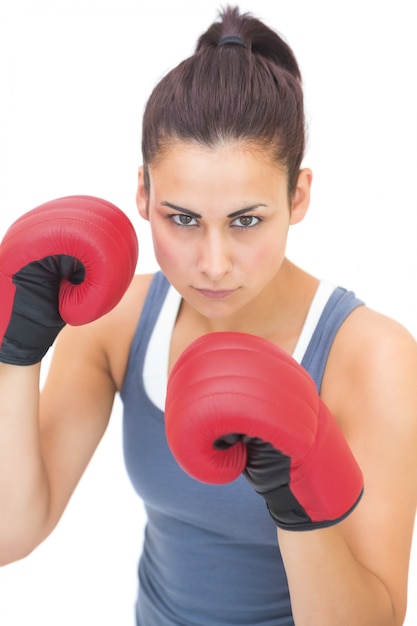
[231,215,261,228]
[170,214,198,227]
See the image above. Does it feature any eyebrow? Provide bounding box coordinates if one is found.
[160,201,267,219]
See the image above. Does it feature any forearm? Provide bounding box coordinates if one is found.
[278,526,398,626]
[0,363,50,564]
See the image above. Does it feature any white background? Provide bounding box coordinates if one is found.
[0,0,416,624]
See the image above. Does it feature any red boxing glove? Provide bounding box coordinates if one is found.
[165,332,364,531]
[0,195,138,365]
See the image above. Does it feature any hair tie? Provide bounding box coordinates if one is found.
[218,35,249,49]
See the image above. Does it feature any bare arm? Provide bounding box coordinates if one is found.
[0,273,150,566]
[0,321,116,565]
[0,362,49,562]
[279,309,417,625]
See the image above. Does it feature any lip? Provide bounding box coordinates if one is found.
[194,288,237,300]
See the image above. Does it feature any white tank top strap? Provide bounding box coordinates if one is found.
[143,284,181,411]
[291,280,336,364]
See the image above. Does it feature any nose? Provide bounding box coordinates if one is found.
[197,231,232,282]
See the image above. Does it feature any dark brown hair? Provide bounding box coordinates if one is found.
[142,6,306,196]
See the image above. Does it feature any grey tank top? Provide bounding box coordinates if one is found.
[120,271,363,626]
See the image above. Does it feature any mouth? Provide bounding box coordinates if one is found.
[194,287,237,300]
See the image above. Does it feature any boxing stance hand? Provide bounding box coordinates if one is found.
[0,196,138,365]
[165,332,364,531]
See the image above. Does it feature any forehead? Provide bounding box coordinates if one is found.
[148,140,287,197]
[153,138,278,167]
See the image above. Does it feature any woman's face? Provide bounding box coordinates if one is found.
[137,140,311,322]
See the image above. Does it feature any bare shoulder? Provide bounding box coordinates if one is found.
[98,272,155,333]
[92,272,155,390]
[47,272,155,396]
[322,304,417,440]
[323,305,417,411]
[44,272,155,396]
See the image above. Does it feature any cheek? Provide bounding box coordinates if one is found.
[243,232,286,274]
[151,226,190,273]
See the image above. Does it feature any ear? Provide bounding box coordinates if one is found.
[289,168,312,225]
[136,166,149,221]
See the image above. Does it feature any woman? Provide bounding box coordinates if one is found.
[0,6,416,625]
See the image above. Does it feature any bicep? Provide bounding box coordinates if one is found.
[38,321,116,536]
